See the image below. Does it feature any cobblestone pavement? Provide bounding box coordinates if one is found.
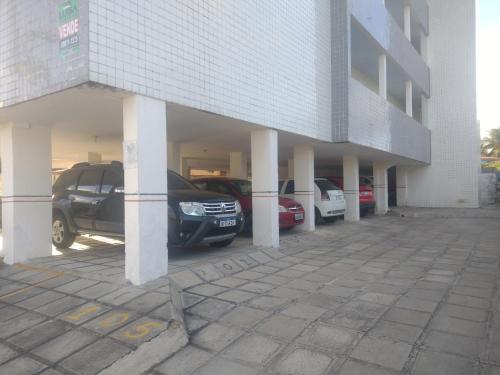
[0,213,499,374]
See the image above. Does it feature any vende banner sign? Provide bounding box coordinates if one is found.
[58,0,79,55]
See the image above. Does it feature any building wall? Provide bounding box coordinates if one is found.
[0,0,89,107]
[407,0,479,208]
[87,0,332,142]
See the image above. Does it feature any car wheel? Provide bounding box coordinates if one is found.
[209,238,234,248]
[243,214,253,235]
[324,216,338,223]
[52,214,76,249]
[315,207,324,225]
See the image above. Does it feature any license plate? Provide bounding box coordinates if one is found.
[219,219,236,227]
[294,213,304,221]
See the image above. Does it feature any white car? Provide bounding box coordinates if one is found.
[279,178,346,224]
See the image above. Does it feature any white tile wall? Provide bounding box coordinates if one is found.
[407,0,480,208]
[87,0,332,142]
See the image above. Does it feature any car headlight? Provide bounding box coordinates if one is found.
[279,205,288,213]
[179,202,205,216]
[234,200,242,214]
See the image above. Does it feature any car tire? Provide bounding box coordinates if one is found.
[209,238,234,248]
[315,207,324,225]
[324,216,338,223]
[243,214,253,235]
[52,213,76,249]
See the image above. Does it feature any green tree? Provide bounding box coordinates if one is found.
[482,128,500,157]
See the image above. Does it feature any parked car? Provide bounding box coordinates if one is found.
[191,177,305,232]
[279,178,345,224]
[324,176,375,216]
[52,162,244,249]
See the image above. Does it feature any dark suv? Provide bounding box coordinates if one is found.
[52,162,244,249]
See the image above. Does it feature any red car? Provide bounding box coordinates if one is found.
[324,176,375,216]
[192,178,305,231]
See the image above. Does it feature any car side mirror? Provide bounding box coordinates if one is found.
[114,186,125,194]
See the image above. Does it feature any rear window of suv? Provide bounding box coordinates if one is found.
[53,169,80,192]
[168,172,197,190]
[315,179,340,192]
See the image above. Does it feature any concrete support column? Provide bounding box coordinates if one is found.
[167,142,180,174]
[406,80,413,117]
[404,5,411,40]
[396,166,409,207]
[123,95,168,285]
[293,145,315,231]
[343,155,360,222]
[0,123,52,264]
[378,54,387,100]
[251,129,279,247]
[229,151,248,179]
[373,161,389,215]
[288,159,294,179]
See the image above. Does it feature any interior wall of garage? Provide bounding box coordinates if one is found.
[87,0,332,142]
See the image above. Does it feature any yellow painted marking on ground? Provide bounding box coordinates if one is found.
[0,263,64,300]
[99,312,130,328]
[64,305,101,321]
[121,321,164,340]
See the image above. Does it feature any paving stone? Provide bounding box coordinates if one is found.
[255,314,307,340]
[39,369,65,375]
[238,281,275,293]
[406,289,445,302]
[233,270,265,280]
[185,314,209,334]
[155,345,212,375]
[281,303,326,320]
[412,350,475,375]
[83,309,138,335]
[219,306,269,328]
[431,315,484,337]
[396,297,439,313]
[192,357,258,375]
[1,286,46,304]
[170,270,204,289]
[370,320,422,343]
[191,323,243,352]
[338,359,398,375]
[122,292,168,314]
[59,303,111,325]
[350,336,412,371]
[453,285,493,298]
[0,356,47,375]
[188,284,227,296]
[15,290,67,310]
[223,334,282,365]
[217,289,257,303]
[33,329,99,363]
[447,293,490,309]
[274,348,333,375]
[75,282,119,299]
[149,302,173,321]
[298,324,357,354]
[212,277,247,288]
[383,307,432,327]
[358,292,397,306]
[35,296,87,316]
[111,317,168,347]
[55,279,100,294]
[0,305,26,321]
[0,311,47,339]
[247,295,290,311]
[8,320,71,350]
[424,331,481,358]
[97,287,146,305]
[268,286,308,299]
[191,264,224,282]
[186,298,234,321]
[259,275,292,286]
[60,338,131,375]
[0,342,18,365]
[437,303,487,322]
[181,292,205,308]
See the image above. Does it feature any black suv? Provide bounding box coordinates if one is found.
[52,162,244,249]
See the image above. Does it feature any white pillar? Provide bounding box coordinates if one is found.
[373,161,389,215]
[396,166,408,207]
[404,5,411,41]
[0,123,52,264]
[293,145,315,231]
[123,95,168,285]
[406,80,413,117]
[288,159,294,179]
[88,152,102,163]
[251,129,279,247]
[229,151,248,179]
[378,54,387,100]
[167,142,180,174]
[343,155,360,222]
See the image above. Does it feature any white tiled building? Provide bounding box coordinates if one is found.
[0,0,478,284]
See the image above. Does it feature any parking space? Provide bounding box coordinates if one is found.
[0,212,499,374]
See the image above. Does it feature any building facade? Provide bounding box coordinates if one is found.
[0,0,478,284]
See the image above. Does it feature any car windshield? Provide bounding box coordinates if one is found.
[315,179,339,192]
[231,180,252,196]
[168,172,197,190]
